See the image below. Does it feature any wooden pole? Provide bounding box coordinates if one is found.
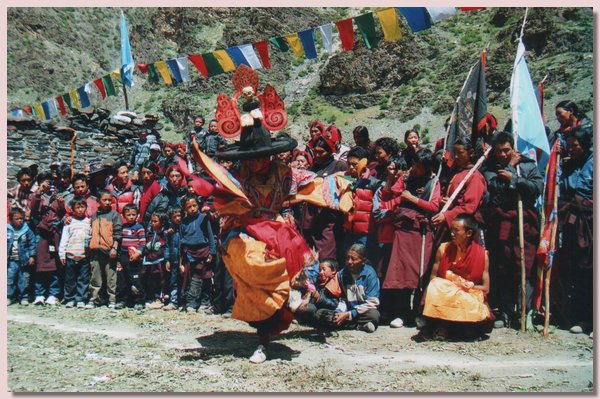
[517,190,527,332]
[122,75,130,111]
[439,146,492,214]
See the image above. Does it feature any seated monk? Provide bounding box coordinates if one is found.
[422,213,494,341]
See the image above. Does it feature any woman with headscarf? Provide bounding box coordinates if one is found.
[326,125,350,163]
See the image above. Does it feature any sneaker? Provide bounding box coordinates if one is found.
[570,325,584,334]
[115,302,126,309]
[33,296,45,305]
[203,306,216,315]
[359,322,376,333]
[390,318,404,328]
[108,302,116,309]
[20,299,29,306]
[84,302,96,309]
[65,301,76,308]
[163,303,178,311]
[76,302,86,309]
[134,303,145,310]
[249,345,267,364]
[146,299,164,309]
[45,296,58,306]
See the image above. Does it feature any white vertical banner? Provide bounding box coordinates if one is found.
[319,23,333,53]
[238,44,263,69]
[176,57,190,82]
[47,98,59,118]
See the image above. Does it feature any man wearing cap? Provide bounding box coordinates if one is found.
[148,143,165,178]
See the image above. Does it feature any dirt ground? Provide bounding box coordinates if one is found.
[6,304,594,393]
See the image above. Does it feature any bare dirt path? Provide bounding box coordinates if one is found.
[7,305,594,392]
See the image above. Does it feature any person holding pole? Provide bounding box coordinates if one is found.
[430,137,487,249]
[556,125,593,336]
[481,131,543,329]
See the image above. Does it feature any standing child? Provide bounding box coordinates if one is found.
[7,208,36,305]
[143,211,169,309]
[88,189,122,308]
[180,195,216,312]
[58,198,92,308]
[164,206,183,310]
[117,204,146,309]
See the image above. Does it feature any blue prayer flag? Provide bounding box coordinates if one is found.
[77,85,91,108]
[397,7,432,32]
[225,47,251,67]
[298,28,318,59]
[166,59,183,83]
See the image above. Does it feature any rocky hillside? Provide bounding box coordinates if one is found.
[7,7,593,147]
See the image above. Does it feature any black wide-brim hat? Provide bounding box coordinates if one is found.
[217,137,297,160]
[216,123,297,160]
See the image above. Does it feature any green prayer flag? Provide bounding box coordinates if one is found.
[202,53,225,77]
[61,93,73,111]
[102,75,116,96]
[268,37,289,52]
[355,13,379,49]
[147,64,160,84]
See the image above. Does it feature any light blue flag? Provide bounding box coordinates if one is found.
[510,39,550,173]
[120,10,135,88]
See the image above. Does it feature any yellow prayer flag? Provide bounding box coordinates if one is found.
[110,69,121,79]
[284,33,305,58]
[377,8,402,41]
[213,50,236,72]
[69,90,81,109]
[155,61,173,85]
[33,104,45,120]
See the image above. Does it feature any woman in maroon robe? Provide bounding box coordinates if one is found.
[381,150,440,327]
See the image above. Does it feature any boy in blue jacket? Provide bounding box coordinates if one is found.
[7,208,36,305]
[180,195,216,312]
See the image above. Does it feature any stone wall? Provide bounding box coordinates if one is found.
[6,120,133,189]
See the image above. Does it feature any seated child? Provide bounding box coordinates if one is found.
[294,259,343,327]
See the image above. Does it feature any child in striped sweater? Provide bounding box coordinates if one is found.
[116,203,145,309]
[59,198,92,308]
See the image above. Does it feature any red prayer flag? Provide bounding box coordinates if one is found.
[23,106,32,114]
[55,95,67,116]
[93,78,107,99]
[188,54,209,78]
[459,7,486,11]
[335,18,355,52]
[137,63,149,74]
[253,40,271,69]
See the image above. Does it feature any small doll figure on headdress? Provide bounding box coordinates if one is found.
[215,65,287,141]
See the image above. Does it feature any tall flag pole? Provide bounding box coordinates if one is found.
[120,10,135,110]
[509,7,551,331]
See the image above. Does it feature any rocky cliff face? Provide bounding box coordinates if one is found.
[7,7,594,151]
